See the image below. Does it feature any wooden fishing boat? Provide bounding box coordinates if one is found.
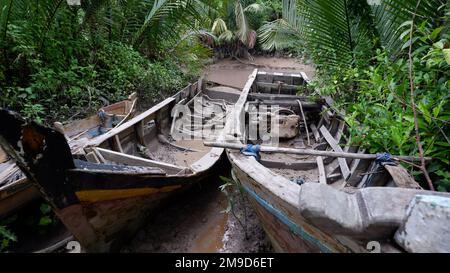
[206,69,450,253]
[0,93,137,218]
[0,80,237,252]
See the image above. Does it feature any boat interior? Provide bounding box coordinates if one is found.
[0,95,138,192]
[241,71,422,190]
[74,80,239,176]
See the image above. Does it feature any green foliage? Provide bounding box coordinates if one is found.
[205,0,266,57]
[219,175,248,239]
[261,0,449,190]
[313,15,449,190]
[0,216,17,252]
[0,0,211,122]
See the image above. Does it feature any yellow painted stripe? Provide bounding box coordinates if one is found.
[75,185,181,202]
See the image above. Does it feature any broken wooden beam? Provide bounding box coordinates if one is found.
[319,125,351,180]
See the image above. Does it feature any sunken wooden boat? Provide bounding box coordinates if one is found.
[0,80,237,252]
[207,70,450,253]
[0,94,137,218]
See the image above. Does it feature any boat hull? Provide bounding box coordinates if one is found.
[229,153,355,253]
[0,178,39,216]
[58,184,184,252]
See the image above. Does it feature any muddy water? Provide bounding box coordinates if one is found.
[122,175,233,253]
[188,192,228,253]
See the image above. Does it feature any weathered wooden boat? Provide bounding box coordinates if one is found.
[206,69,450,253]
[0,93,138,218]
[0,80,238,252]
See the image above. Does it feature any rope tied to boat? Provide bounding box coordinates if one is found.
[375,152,397,166]
[291,178,305,186]
[240,144,261,161]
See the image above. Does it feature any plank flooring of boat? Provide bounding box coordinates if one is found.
[319,125,351,180]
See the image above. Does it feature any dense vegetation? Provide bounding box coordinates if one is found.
[0,0,213,122]
[258,0,449,191]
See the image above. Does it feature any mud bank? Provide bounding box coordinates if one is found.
[121,174,271,253]
[204,56,315,89]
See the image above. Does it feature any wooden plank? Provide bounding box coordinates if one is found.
[384,165,422,189]
[260,159,317,170]
[224,69,257,140]
[85,152,100,163]
[113,135,124,153]
[310,124,320,142]
[0,164,17,182]
[248,100,321,111]
[94,147,186,174]
[300,71,310,83]
[135,121,146,146]
[334,122,346,143]
[92,148,106,163]
[255,82,300,92]
[316,156,327,184]
[248,93,309,101]
[319,125,351,180]
[0,146,7,163]
[327,173,342,183]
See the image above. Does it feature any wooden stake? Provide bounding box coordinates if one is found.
[297,100,311,146]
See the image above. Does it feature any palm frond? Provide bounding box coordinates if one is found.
[258,19,300,51]
[244,3,263,14]
[212,18,228,36]
[0,0,15,42]
[234,0,250,46]
[219,29,234,43]
[132,0,201,48]
[372,0,446,55]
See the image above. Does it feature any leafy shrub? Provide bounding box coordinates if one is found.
[313,22,449,191]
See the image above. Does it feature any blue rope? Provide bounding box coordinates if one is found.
[375,152,397,166]
[240,144,261,161]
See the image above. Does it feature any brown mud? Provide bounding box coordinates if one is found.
[121,175,271,253]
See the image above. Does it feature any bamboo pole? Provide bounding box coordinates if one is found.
[203,141,432,162]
